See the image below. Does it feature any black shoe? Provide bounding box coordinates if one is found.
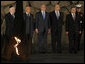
[69,51,73,53]
[39,51,43,53]
[42,52,46,54]
[74,51,77,54]
[57,51,62,53]
[77,48,80,51]
[39,51,46,54]
[53,51,56,53]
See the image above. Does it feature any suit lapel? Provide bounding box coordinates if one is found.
[45,12,47,21]
[70,13,74,22]
[75,14,77,21]
[25,13,32,21]
[25,13,28,22]
[40,11,47,21]
[58,12,61,19]
[40,12,43,20]
[70,13,77,22]
[9,13,14,22]
[54,11,61,20]
[53,11,57,20]
[30,14,32,21]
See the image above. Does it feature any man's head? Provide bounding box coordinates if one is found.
[76,4,82,12]
[9,5,15,14]
[55,4,60,11]
[41,4,46,11]
[76,8,81,12]
[71,7,76,13]
[25,5,31,13]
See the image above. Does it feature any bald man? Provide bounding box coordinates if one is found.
[3,5,15,61]
[49,4,64,53]
[23,5,34,58]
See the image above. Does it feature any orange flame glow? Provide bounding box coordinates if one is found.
[14,37,21,55]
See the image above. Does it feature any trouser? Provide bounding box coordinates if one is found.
[77,33,82,50]
[2,35,15,60]
[68,32,78,52]
[1,35,5,55]
[38,29,47,52]
[51,31,62,52]
[25,34,32,58]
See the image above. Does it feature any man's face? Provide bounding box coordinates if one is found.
[9,7,15,14]
[25,7,31,13]
[55,5,60,11]
[71,8,76,13]
[41,5,46,11]
[76,8,81,12]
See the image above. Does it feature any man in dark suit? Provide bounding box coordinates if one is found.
[76,4,84,51]
[65,7,81,53]
[23,5,34,58]
[49,4,63,53]
[3,5,15,60]
[35,4,50,53]
[5,6,15,37]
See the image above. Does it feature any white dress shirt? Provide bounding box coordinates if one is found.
[71,13,76,20]
[26,12,30,16]
[10,12,15,18]
[55,10,60,19]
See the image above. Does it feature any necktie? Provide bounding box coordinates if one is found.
[27,14,31,21]
[56,11,59,19]
[27,14,30,17]
[12,14,15,19]
[42,12,45,20]
[73,13,75,21]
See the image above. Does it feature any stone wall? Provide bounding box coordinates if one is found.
[1,1,84,19]
[1,1,84,45]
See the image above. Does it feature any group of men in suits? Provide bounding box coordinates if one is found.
[3,4,84,60]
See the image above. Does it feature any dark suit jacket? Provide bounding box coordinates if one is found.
[5,12,15,37]
[49,11,64,33]
[35,11,50,33]
[65,13,81,33]
[23,13,34,37]
[76,12,84,31]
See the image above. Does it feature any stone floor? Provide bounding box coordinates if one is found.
[1,43,84,63]
[29,51,84,63]
[1,50,84,63]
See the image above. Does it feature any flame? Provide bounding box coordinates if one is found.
[14,37,21,55]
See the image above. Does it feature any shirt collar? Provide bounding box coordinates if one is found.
[26,12,30,15]
[41,11,45,14]
[10,12,14,15]
[55,10,59,13]
[71,13,75,16]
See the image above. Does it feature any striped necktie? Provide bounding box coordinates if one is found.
[42,11,45,20]
[73,13,75,21]
[56,11,59,19]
